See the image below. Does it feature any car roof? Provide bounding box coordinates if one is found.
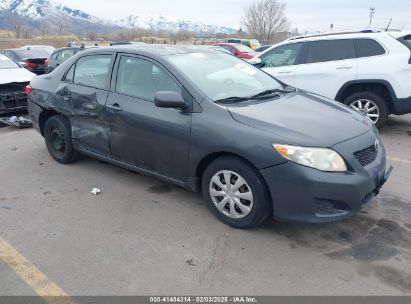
[4,47,50,57]
[81,44,229,56]
[214,42,244,48]
[286,29,394,42]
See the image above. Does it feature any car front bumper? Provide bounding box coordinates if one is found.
[260,130,391,223]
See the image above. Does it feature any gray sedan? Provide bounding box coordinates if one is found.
[27,45,390,228]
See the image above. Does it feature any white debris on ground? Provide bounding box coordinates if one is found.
[90,188,101,195]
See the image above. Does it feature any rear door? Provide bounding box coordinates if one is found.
[57,54,114,156]
[259,42,303,86]
[105,54,192,181]
[294,39,358,99]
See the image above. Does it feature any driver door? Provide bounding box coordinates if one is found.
[259,42,303,86]
[105,55,192,181]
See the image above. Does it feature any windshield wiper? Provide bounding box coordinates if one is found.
[251,88,296,99]
[215,96,250,104]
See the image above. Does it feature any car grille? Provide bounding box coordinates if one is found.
[353,144,378,167]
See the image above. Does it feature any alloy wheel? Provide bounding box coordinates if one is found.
[349,99,380,124]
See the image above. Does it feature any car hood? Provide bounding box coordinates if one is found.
[228,90,373,147]
[0,68,36,85]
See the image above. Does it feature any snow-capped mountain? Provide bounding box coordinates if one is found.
[116,14,237,35]
[0,0,236,36]
[0,0,120,34]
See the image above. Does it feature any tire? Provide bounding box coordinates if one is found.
[44,115,79,164]
[201,156,271,229]
[343,92,389,128]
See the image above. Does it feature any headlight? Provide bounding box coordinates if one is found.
[273,144,347,172]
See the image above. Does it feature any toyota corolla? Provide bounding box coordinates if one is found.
[27,45,391,228]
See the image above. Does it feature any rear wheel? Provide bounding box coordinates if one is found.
[343,92,388,128]
[201,156,271,228]
[44,115,79,164]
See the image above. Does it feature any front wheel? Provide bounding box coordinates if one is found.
[44,115,79,164]
[344,92,388,128]
[201,157,271,228]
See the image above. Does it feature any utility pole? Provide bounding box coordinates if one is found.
[369,7,375,28]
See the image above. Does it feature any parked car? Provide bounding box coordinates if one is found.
[212,43,257,60]
[27,45,390,228]
[0,53,35,115]
[22,45,55,55]
[110,41,145,46]
[227,38,261,50]
[255,45,272,52]
[193,45,234,55]
[46,47,85,73]
[2,47,49,75]
[249,29,411,127]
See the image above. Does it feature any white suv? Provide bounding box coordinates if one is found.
[250,30,411,127]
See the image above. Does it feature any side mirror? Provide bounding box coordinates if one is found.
[154,91,186,109]
[248,57,262,65]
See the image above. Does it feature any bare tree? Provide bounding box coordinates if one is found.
[243,0,289,44]
[58,24,64,36]
[14,22,22,39]
[86,31,98,41]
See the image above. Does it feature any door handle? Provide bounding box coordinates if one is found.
[278,70,292,74]
[106,103,123,111]
[336,66,353,69]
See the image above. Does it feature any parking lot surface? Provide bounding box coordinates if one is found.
[0,115,411,296]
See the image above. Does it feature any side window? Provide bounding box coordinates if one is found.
[354,39,386,58]
[63,63,75,82]
[302,39,356,64]
[52,51,60,62]
[60,49,75,62]
[73,55,112,89]
[116,56,181,102]
[260,43,302,67]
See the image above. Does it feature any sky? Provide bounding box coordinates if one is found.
[61,0,411,32]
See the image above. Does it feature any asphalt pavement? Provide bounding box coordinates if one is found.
[0,114,410,296]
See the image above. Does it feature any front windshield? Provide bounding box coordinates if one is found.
[0,54,20,69]
[168,51,283,101]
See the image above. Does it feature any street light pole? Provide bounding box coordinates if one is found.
[369,7,375,28]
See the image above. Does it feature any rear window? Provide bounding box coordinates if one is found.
[73,55,112,89]
[13,49,50,60]
[301,39,356,64]
[235,44,255,53]
[398,35,411,63]
[399,35,411,49]
[354,39,386,57]
[0,54,20,69]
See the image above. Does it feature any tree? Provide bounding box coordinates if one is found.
[14,22,22,39]
[243,0,289,44]
[86,31,98,41]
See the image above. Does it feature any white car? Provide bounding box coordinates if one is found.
[0,53,36,114]
[249,29,411,127]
